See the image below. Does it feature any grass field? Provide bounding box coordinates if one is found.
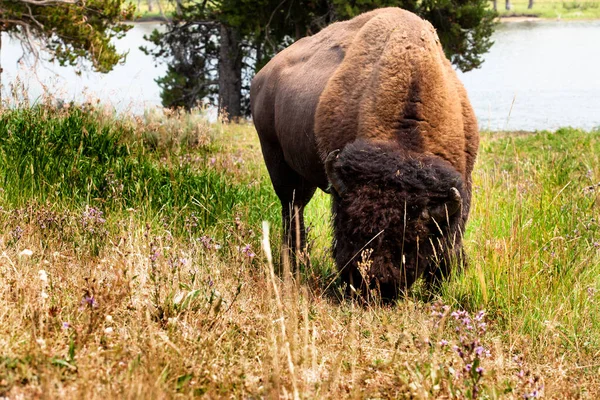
[1,102,600,398]
[126,0,173,20]
[497,0,600,19]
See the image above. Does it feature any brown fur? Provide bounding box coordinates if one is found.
[250,8,479,300]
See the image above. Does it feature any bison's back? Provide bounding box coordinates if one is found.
[251,7,478,191]
[315,8,478,181]
[250,9,406,187]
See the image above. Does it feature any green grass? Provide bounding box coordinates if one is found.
[0,105,278,237]
[1,103,600,397]
[126,0,174,20]
[448,129,600,353]
[497,0,600,19]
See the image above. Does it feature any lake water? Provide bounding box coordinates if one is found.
[2,20,599,131]
[457,20,600,131]
[1,23,166,114]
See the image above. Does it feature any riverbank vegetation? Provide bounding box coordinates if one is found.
[1,102,599,398]
[498,0,600,19]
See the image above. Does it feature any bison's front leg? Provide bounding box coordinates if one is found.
[258,140,317,271]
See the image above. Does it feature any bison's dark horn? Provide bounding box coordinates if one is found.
[428,187,463,222]
[325,149,347,196]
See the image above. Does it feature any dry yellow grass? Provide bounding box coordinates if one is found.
[1,107,600,398]
[1,206,596,398]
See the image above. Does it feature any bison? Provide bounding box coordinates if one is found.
[250,7,479,300]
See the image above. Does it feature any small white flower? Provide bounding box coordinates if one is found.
[105,315,113,323]
[38,270,48,283]
[41,290,49,299]
[36,338,46,348]
[173,291,185,305]
[19,249,33,257]
[104,327,114,334]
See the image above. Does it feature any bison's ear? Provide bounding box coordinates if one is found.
[325,149,347,196]
[421,187,462,222]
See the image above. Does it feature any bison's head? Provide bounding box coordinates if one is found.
[325,140,465,301]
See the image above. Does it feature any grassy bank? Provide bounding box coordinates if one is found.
[1,104,599,398]
[498,0,600,19]
[126,0,173,20]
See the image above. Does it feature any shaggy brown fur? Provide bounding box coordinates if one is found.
[250,7,479,300]
[330,140,466,300]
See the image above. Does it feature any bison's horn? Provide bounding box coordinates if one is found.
[325,149,347,196]
[423,187,463,222]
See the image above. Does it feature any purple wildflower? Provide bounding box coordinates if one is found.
[81,206,106,233]
[81,295,97,308]
[475,346,485,356]
[150,248,160,262]
[241,244,256,259]
[200,235,219,250]
[11,226,23,241]
[475,310,486,321]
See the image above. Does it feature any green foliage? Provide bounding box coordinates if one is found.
[0,0,134,73]
[142,23,218,110]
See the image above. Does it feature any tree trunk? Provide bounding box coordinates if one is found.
[218,24,242,119]
[255,41,263,71]
[505,0,511,10]
[147,0,153,13]
[528,0,533,9]
[155,0,165,19]
[492,0,497,10]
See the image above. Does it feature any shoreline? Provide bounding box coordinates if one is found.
[499,15,542,22]
[499,15,600,22]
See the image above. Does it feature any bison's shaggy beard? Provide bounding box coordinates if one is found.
[329,140,466,301]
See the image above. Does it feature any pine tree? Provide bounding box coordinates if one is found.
[0,0,134,73]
